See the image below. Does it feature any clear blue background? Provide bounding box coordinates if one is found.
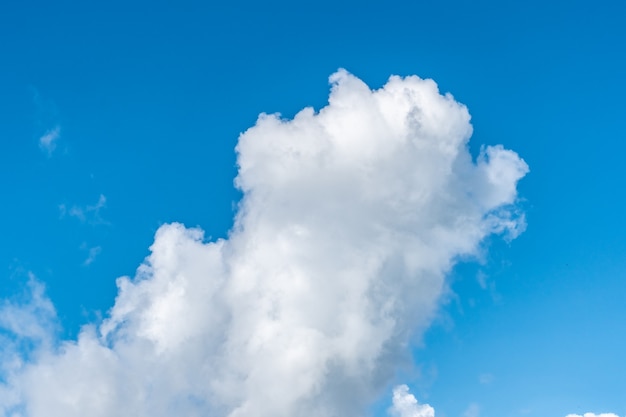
[1,0,625,416]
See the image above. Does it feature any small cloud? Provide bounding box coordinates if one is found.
[68,205,86,222]
[565,414,621,417]
[82,245,102,266]
[58,204,66,218]
[30,87,62,157]
[478,373,494,384]
[389,385,435,417]
[38,126,60,156]
[59,194,108,225]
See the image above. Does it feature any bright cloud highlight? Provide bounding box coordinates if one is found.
[389,385,435,417]
[0,70,527,417]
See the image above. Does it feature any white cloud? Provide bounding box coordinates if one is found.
[389,385,434,417]
[0,274,57,347]
[38,126,60,156]
[566,414,621,417]
[0,70,527,417]
[0,274,58,388]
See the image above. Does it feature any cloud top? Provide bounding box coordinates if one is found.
[0,70,527,417]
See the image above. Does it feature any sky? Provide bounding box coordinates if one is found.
[1,0,625,416]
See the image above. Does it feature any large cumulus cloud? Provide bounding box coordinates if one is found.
[0,70,527,417]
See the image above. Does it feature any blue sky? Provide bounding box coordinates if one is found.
[1,1,625,416]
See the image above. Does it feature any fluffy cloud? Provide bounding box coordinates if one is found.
[0,275,57,351]
[389,385,434,417]
[0,70,527,417]
[566,414,621,417]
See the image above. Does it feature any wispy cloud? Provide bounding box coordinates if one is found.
[59,194,108,224]
[463,403,481,417]
[0,274,58,354]
[476,270,502,303]
[477,270,488,290]
[81,244,102,266]
[566,414,621,417]
[30,87,62,157]
[0,70,527,417]
[38,126,60,156]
